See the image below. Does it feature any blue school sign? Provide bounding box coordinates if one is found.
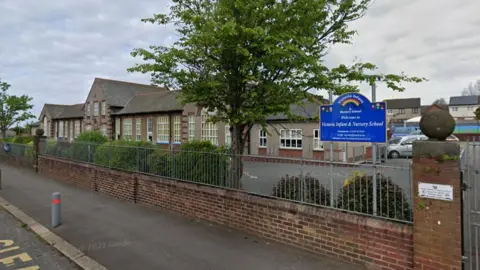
[320,93,387,143]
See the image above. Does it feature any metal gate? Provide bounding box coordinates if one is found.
[462,141,480,270]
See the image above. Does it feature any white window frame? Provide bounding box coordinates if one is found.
[313,129,324,151]
[85,124,92,131]
[259,129,267,148]
[280,129,303,149]
[43,117,49,137]
[93,102,99,116]
[173,115,181,143]
[451,106,458,112]
[123,118,133,140]
[201,113,218,145]
[74,120,80,138]
[58,121,64,138]
[115,118,121,140]
[86,102,91,116]
[147,118,153,142]
[101,101,106,115]
[157,116,170,143]
[188,115,195,141]
[399,109,405,114]
[136,118,141,141]
[225,125,231,146]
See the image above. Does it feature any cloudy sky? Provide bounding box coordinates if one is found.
[0,0,479,118]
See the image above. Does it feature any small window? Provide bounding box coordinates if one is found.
[93,102,99,116]
[188,115,195,141]
[101,101,106,115]
[135,119,141,141]
[225,125,231,146]
[451,107,458,112]
[102,124,107,137]
[280,129,302,149]
[399,109,405,114]
[313,129,324,150]
[86,103,91,116]
[412,108,419,114]
[123,119,133,140]
[387,109,392,114]
[259,129,267,148]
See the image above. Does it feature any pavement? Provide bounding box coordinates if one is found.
[0,207,79,270]
[0,164,363,270]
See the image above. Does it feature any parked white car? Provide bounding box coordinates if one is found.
[387,135,428,158]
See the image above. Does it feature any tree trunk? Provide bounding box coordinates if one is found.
[1,129,6,139]
[229,124,245,189]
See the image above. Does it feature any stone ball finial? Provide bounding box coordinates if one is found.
[419,110,455,141]
[35,128,45,136]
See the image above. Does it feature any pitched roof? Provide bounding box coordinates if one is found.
[41,103,84,120]
[92,78,168,107]
[113,91,183,115]
[383,98,421,109]
[421,104,449,115]
[449,95,480,106]
[267,97,326,121]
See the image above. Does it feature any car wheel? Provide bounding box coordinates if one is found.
[389,151,400,159]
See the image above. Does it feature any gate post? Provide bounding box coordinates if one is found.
[412,140,462,270]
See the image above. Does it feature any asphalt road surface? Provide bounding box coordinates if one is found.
[242,158,413,205]
[0,208,79,270]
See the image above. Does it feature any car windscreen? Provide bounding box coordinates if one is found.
[388,138,401,144]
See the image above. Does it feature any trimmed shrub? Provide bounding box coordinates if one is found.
[75,131,108,144]
[147,141,230,187]
[271,174,331,206]
[337,171,411,220]
[94,140,154,171]
[62,131,108,162]
[13,136,34,144]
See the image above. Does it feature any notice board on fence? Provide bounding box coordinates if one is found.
[320,92,387,143]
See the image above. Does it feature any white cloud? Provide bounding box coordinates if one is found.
[0,0,479,121]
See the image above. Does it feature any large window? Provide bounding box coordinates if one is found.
[86,102,91,116]
[123,118,133,140]
[188,115,195,141]
[157,116,170,143]
[225,125,231,146]
[280,129,302,149]
[115,118,121,140]
[136,118,141,141]
[259,130,267,148]
[58,121,64,138]
[313,129,324,150]
[101,101,106,115]
[43,117,49,137]
[93,102,99,116]
[147,118,153,142]
[399,109,405,114]
[173,115,181,143]
[74,121,80,138]
[201,113,218,145]
[451,106,458,112]
[412,108,419,114]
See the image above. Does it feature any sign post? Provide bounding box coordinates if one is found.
[320,92,387,216]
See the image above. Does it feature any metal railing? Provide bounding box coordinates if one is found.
[41,140,413,223]
[0,141,35,168]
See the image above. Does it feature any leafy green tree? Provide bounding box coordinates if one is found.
[128,0,425,187]
[0,79,35,138]
[475,107,480,121]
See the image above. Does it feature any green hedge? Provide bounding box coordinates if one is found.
[94,140,155,171]
[61,131,108,162]
[271,174,331,206]
[148,141,230,187]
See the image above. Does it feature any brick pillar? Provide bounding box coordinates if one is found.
[412,141,462,270]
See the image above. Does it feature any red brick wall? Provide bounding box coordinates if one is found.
[279,149,303,158]
[258,148,267,155]
[38,155,414,270]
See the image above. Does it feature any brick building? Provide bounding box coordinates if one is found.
[38,103,84,140]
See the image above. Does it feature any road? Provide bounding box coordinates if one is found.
[242,158,412,206]
[0,207,79,270]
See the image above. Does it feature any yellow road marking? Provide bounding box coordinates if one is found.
[0,240,14,247]
[16,266,40,270]
[0,246,19,254]
[0,252,33,267]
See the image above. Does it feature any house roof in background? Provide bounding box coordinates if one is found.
[41,103,84,120]
[93,78,168,107]
[266,97,326,121]
[421,104,449,115]
[30,122,41,127]
[113,91,183,115]
[449,95,480,106]
[383,98,421,109]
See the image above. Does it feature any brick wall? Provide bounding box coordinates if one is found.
[38,155,414,270]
